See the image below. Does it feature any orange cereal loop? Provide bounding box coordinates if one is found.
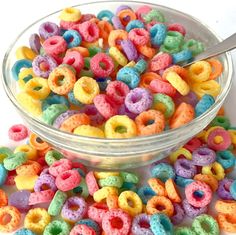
[98,20,114,42]
[108,30,128,50]
[165,179,181,203]
[146,196,174,217]
[29,133,49,151]
[169,102,195,129]
[207,58,223,80]
[217,106,225,116]
[217,213,236,233]
[140,72,163,88]
[148,178,167,196]
[68,46,89,57]
[60,113,90,132]
[193,174,218,192]
[89,17,100,24]
[106,194,119,210]
[16,160,42,176]
[81,40,99,48]
[0,206,21,232]
[136,45,156,59]
[215,200,236,214]
[0,189,8,207]
[162,65,188,81]
[117,9,137,26]
[135,110,165,136]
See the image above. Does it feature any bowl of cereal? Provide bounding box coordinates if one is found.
[2,1,233,169]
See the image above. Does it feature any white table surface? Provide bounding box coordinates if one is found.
[0,0,236,234]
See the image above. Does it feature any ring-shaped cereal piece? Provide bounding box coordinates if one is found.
[28,189,55,205]
[162,65,189,81]
[94,171,119,179]
[148,178,167,196]
[194,174,218,192]
[118,191,142,217]
[48,190,67,216]
[29,133,49,151]
[70,224,96,235]
[105,115,137,138]
[74,125,105,138]
[85,171,99,196]
[215,200,236,214]
[16,46,37,61]
[43,36,67,57]
[98,20,114,43]
[44,220,71,235]
[0,206,21,232]
[146,196,174,216]
[24,208,51,234]
[140,72,162,88]
[12,59,32,81]
[117,9,137,26]
[3,152,27,171]
[88,203,108,224]
[128,28,150,46]
[48,67,76,95]
[73,76,100,104]
[93,187,118,203]
[169,102,195,129]
[169,147,192,163]
[217,213,236,233]
[14,144,37,161]
[106,194,119,210]
[109,47,128,67]
[59,7,82,22]
[165,178,181,203]
[0,189,8,206]
[207,58,223,80]
[63,50,84,74]
[108,30,128,49]
[136,45,156,59]
[98,176,123,188]
[16,160,41,176]
[18,68,35,89]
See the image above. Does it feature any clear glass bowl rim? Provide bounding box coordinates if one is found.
[2,0,233,145]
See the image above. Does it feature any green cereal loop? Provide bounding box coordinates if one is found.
[42,104,68,125]
[0,147,13,163]
[143,9,165,23]
[182,39,204,56]
[45,150,64,166]
[84,57,91,69]
[175,227,196,235]
[88,47,102,57]
[120,172,139,184]
[73,178,89,198]
[98,176,123,188]
[160,44,180,54]
[192,214,220,235]
[210,115,231,129]
[43,220,71,235]
[79,69,94,77]
[153,93,175,118]
[48,190,67,216]
[3,152,27,171]
[164,31,184,50]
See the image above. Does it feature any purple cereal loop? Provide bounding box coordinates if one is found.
[217,178,234,200]
[29,33,41,54]
[39,21,60,40]
[40,167,50,176]
[174,159,197,179]
[9,190,31,213]
[125,88,153,114]
[115,5,131,14]
[131,213,153,235]
[32,55,57,78]
[174,91,198,107]
[61,196,87,222]
[34,174,57,192]
[192,147,216,166]
[121,39,138,61]
[171,203,185,225]
[118,104,138,120]
[182,199,207,218]
[53,110,80,129]
[111,16,125,30]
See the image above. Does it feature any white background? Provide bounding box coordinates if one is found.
[0,0,236,234]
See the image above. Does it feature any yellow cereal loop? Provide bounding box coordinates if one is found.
[169,147,192,163]
[81,41,99,48]
[24,77,51,100]
[166,71,190,96]
[73,77,100,104]
[118,191,143,217]
[109,47,128,66]
[16,92,42,117]
[94,171,120,179]
[125,61,136,67]
[191,80,221,98]
[24,208,51,234]
[14,145,38,160]
[229,129,236,145]
[18,68,36,89]
[188,61,212,83]
[196,130,207,142]
[93,187,118,203]
[15,175,38,191]
[202,162,225,181]
[105,115,137,138]
[59,7,82,22]
[73,125,105,138]
[16,46,37,60]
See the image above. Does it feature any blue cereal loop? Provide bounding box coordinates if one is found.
[63,30,82,48]
[150,163,175,182]
[76,219,101,235]
[137,185,156,204]
[0,164,8,186]
[134,59,147,74]
[150,23,167,46]
[42,94,70,111]
[117,67,140,89]
[14,228,36,235]
[230,180,236,200]
[97,10,114,23]
[68,91,84,107]
[216,150,235,170]
[195,94,215,117]
[175,175,194,188]
[150,213,174,235]
[11,59,32,81]
[126,20,145,32]
[97,77,111,91]
[172,49,192,64]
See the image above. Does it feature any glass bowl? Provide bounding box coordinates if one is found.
[2,1,233,169]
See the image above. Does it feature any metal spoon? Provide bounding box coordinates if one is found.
[183,32,236,67]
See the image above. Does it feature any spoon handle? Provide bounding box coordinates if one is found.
[184,32,236,67]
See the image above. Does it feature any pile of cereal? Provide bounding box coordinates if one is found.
[12,5,223,138]
[0,109,236,234]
